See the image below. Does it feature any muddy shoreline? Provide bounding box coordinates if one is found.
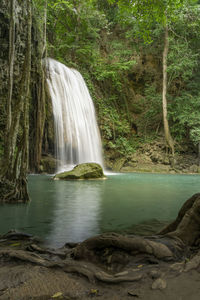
[0,229,200,300]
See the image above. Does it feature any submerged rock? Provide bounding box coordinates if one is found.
[54,163,106,180]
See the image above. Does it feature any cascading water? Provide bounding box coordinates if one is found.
[46,58,103,172]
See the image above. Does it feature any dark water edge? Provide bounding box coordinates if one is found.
[0,173,199,248]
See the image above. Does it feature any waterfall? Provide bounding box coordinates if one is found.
[46,58,103,172]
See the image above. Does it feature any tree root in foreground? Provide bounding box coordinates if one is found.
[0,248,144,283]
[1,243,200,286]
[1,193,200,284]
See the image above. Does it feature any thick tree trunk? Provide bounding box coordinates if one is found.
[18,0,32,201]
[31,1,47,172]
[0,0,32,202]
[162,25,174,163]
[3,0,15,172]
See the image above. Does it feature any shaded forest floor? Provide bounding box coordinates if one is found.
[1,259,200,300]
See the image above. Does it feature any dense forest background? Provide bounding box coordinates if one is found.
[0,0,200,201]
[39,0,200,170]
[45,0,200,151]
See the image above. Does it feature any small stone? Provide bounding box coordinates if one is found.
[128,290,139,297]
[170,262,184,273]
[151,278,167,290]
[52,292,63,298]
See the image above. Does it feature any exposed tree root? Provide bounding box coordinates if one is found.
[28,243,68,258]
[73,233,175,262]
[0,249,49,266]
[95,270,143,283]
[159,193,200,246]
[1,193,200,285]
[0,178,29,203]
[0,247,145,284]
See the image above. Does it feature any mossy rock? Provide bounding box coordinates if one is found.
[54,163,106,180]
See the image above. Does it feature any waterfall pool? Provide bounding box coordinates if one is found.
[0,173,200,248]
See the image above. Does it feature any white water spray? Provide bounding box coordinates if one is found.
[46,58,103,172]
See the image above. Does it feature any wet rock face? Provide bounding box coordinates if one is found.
[54,163,106,180]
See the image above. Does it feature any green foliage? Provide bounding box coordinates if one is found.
[169,92,200,144]
[109,0,186,42]
[46,0,108,66]
[43,0,200,156]
[167,4,200,89]
[139,85,162,133]
[168,42,198,84]
[165,3,200,146]
[93,57,136,90]
[97,99,136,156]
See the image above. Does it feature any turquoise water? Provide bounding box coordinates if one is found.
[0,173,200,247]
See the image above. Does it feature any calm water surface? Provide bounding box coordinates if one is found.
[0,173,200,247]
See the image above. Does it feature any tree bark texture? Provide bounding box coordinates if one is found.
[0,0,32,202]
[162,25,174,160]
[4,0,15,164]
[30,1,47,172]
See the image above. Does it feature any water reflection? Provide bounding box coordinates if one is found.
[0,175,57,238]
[0,174,200,248]
[99,173,200,233]
[46,180,104,247]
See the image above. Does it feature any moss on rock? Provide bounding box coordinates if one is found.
[54,163,106,180]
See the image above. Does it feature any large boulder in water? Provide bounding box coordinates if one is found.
[54,163,106,180]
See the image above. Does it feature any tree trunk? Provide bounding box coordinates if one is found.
[162,25,174,163]
[0,0,32,202]
[31,0,47,172]
[3,0,15,171]
[17,0,32,201]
